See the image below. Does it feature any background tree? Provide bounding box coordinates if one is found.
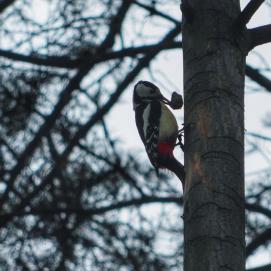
[0,0,270,270]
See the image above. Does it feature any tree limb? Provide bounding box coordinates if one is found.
[234,0,265,28]
[134,1,179,25]
[0,40,181,68]
[245,64,271,92]
[248,24,271,50]
[7,42,270,96]
[0,196,182,220]
[246,131,271,142]
[0,49,77,68]
[246,228,271,257]
[245,202,271,219]
[0,24,182,226]
[78,143,146,196]
[0,137,18,159]
[0,0,133,209]
[0,0,16,13]
[3,42,270,97]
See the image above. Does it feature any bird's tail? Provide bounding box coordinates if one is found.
[159,156,185,190]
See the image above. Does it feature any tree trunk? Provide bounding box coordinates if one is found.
[182,1,245,270]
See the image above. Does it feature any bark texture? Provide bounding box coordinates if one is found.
[182,1,245,270]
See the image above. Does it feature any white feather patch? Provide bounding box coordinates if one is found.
[142,104,151,138]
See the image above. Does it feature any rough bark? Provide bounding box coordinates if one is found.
[182,1,245,270]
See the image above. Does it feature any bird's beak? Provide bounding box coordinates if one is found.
[158,93,170,105]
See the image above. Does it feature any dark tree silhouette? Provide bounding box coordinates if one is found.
[0,0,270,270]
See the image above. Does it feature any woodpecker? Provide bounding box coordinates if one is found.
[133,80,185,186]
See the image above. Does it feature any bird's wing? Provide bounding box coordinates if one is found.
[144,101,161,167]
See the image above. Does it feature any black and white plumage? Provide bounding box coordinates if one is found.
[133,80,185,185]
[143,100,161,167]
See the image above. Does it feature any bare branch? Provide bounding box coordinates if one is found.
[246,228,271,257]
[0,49,77,68]
[246,131,271,142]
[246,65,271,92]
[235,0,265,28]
[248,24,271,50]
[0,0,133,208]
[0,24,182,225]
[78,143,146,196]
[0,196,182,220]
[106,40,181,60]
[0,137,18,159]
[134,1,180,25]
[0,40,181,68]
[245,202,271,219]
[0,0,16,13]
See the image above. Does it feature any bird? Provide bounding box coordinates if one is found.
[133,80,185,187]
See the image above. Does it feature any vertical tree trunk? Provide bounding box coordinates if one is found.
[182,1,245,270]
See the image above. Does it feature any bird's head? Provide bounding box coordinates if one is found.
[133,81,170,109]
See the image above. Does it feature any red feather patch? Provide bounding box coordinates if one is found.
[158,142,175,157]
